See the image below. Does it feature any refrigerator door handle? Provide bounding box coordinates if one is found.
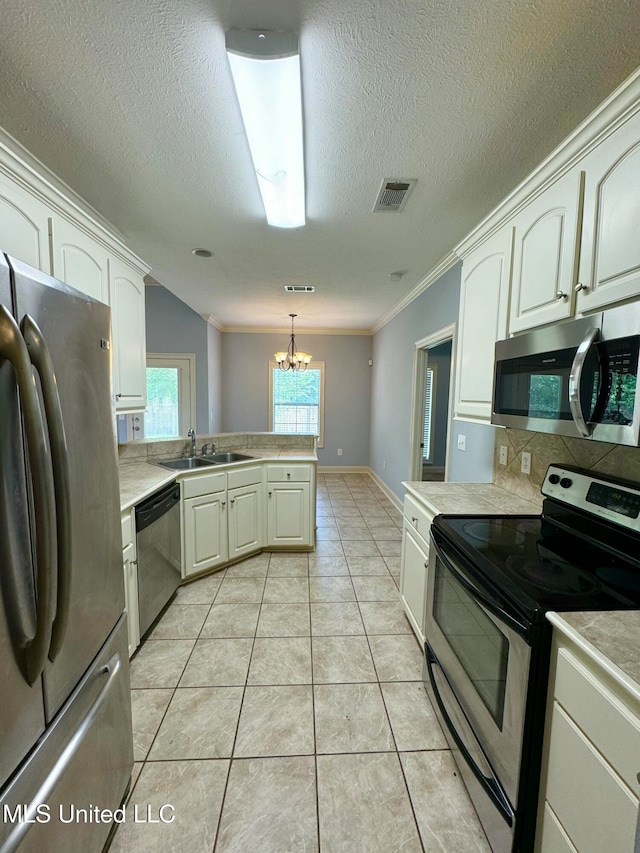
[0,305,57,683]
[1,653,122,853]
[22,314,72,661]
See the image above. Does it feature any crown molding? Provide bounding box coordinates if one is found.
[201,313,224,331]
[221,325,372,335]
[371,251,459,334]
[0,126,149,274]
[455,66,640,258]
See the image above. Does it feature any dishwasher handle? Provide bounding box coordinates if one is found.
[135,483,180,532]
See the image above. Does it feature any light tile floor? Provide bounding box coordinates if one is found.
[111,473,490,853]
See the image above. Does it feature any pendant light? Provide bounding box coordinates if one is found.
[274,314,312,370]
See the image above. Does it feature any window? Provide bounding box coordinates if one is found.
[422,365,437,462]
[269,361,324,447]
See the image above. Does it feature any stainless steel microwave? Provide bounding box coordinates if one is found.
[491,304,640,445]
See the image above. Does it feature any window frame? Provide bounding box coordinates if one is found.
[268,360,325,448]
[144,352,197,439]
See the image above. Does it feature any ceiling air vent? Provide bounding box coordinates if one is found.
[284,285,315,292]
[373,178,417,212]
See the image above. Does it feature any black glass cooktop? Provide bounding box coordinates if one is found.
[432,509,640,624]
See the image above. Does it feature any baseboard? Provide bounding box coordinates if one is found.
[317,465,371,474]
[365,468,403,512]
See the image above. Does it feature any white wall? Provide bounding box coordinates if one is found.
[221,331,372,467]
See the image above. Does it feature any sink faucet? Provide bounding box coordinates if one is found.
[201,442,216,456]
[187,427,196,457]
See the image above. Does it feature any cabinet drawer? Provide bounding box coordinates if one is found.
[545,702,639,853]
[121,510,134,550]
[182,471,227,499]
[537,803,578,853]
[554,647,640,792]
[403,493,436,546]
[227,465,263,489]
[266,464,312,483]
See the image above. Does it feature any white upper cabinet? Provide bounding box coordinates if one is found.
[509,169,583,334]
[577,109,640,313]
[454,227,512,420]
[0,173,51,273]
[109,256,146,411]
[50,216,109,304]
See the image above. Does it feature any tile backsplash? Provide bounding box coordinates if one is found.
[493,428,640,502]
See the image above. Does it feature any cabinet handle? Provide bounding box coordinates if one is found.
[230,498,235,504]
[574,282,588,293]
[287,472,291,479]
[555,291,567,300]
[637,772,640,785]
[221,501,226,507]
[411,516,418,524]
[268,491,272,497]
[115,393,122,399]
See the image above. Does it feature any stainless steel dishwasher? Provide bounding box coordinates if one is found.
[135,482,181,637]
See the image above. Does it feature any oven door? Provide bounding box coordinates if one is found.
[424,532,531,811]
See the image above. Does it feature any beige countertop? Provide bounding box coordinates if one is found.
[119,449,317,512]
[402,481,543,516]
[548,611,640,701]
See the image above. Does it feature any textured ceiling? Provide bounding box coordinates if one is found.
[1,0,639,330]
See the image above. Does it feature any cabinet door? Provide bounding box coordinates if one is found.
[50,215,109,303]
[0,173,51,273]
[509,170,583,333]
[455,227,512,420]
[183,493,228,577]
[122,540,140,658]
[228,484,263,560]
[109,256,146,411]
[266,483,311,547]
[400,523,430,644]
[577,109,640,312]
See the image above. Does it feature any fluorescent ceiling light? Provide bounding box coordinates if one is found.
[226,30,305,229]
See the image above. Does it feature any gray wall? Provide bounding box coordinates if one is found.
[207,322,222,433]
[369,264,462,498]
[447,419,496,482]
[221,332,372,467]
[145,285,213,435]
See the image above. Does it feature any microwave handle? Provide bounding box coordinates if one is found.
[569,327,600,437]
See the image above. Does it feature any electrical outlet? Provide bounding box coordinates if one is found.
[521,451,532,475]
[383,460,386,470]
[337,448,343,456]
[457,434,466,452]
[499,445,508,466]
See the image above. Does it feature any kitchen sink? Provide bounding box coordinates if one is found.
[201,452,254,464]
[157,457,217,470]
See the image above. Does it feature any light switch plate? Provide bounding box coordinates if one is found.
[457,434,466,451]
[521,451,532,475]
[499,445,508,465]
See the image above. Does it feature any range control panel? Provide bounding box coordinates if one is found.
[542,464,640,533]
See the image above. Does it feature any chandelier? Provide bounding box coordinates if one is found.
[274,314,312,371]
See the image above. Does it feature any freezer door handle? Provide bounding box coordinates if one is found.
[22,314,72,661]
[1,653,122,853]
[0,305,57,684]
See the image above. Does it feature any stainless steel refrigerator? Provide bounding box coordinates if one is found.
[0,253,133,852]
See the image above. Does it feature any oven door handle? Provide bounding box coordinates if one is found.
[426,644,515,827]
[431,536,528,637]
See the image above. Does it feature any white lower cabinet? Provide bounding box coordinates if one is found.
[536,632,640,853]
[400,493,436,643]
[266,463,314,548]
[120,509,139,657]
[182,465,267,577]
[228,482,263,560]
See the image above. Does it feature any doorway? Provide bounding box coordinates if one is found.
[409,325,456,482]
